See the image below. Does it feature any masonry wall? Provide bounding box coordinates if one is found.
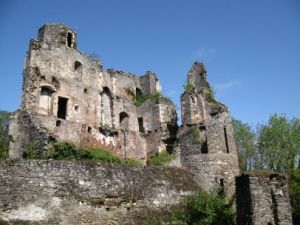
[0,160,198,225]
[236,174,293,225]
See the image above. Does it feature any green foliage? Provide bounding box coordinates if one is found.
[232,119,256,171]
[257,114,300,173]
[24,142,39,159]
[233,114,300,173]
[172,190,235,225]
[184,81,194,92]
[289,169,300,224]
[147,151,175,166]
[188,127,201,145]
[49,142,93,160]
[205,86,217,103]
[133,92,173,107]
[24,141,141,166]
[0,110,9,159]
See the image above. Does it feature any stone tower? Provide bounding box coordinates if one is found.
[8,23,177,162]
[179,62,240,197]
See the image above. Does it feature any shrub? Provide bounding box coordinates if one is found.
[24,141,141,166]
[0,138,9,159]
[172,190,235,225]
[183,81,194,92]
[147,151,175,166]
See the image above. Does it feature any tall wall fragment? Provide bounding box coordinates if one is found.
[179,62,240,197]
[236,174,293,225]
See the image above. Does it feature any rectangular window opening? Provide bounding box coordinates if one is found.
[57,97,68,120]
[224,127,229,153]
[138,117,144,133]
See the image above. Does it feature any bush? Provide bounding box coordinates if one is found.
[183,81,194,92]
[173,190,235,225]
[147,151,175,166]
[24,141,141,166]
[0,138,9,159]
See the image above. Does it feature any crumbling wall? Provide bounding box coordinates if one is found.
[0,160,197,225]
[236,174,293,225]
[179,62,240,198]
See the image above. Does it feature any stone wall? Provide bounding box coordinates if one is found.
[236,174,293,225]
[0,160,198,225]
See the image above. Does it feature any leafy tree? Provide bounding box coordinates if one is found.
[232,119,256,171]
[257,114,300,173]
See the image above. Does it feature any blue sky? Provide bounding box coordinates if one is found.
[0,0,299,126]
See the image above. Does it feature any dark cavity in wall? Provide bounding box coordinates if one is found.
[57,97,68,119]
[138,117,144,133]
[224,127,229,153]
[200,125,208,154]
[119,112,129,131]
[236,175,252,225]
[67,32,73,47]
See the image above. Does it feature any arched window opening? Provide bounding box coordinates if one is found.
[39,86,53,114]
[119,112,129,131]
[67,32,73,47]
[74,61,82,71]
[136,88,143,97]
[101,87,113,127]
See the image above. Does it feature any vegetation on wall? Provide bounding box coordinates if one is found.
[147,151,175,166]
[0,110,9,159]
[183,81,194,92]
[24,141,141,166]
[133,92,173,107]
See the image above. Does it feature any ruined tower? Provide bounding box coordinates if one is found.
[8,23,177,162]
[179,62,240,197]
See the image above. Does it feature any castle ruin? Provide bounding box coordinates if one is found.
[9,23,177,163]
[2,23,293,225]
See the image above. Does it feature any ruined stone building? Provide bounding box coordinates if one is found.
[2,23,294,225]
[9,23,177,162]
[8,23,240,194]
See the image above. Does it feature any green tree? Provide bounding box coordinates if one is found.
[257,114,300,173]
[232,119,256,171]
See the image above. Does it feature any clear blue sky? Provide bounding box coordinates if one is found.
[0,0,299,126]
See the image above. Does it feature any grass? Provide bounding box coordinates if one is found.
[147,151,175,166]
[24,141,141,166]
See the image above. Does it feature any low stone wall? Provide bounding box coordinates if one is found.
[236,173,293,225]
[0,160,198,225]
